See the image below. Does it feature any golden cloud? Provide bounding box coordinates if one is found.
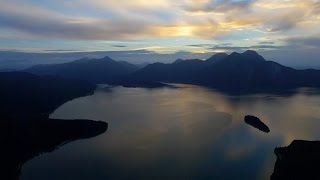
[0,0,319,40]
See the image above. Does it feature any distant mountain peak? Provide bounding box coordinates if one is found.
[73,56,115,64]
[101,56,114,61]
[174,59,184,64]
[243,50,259,55]
[228,50,265,61]
[242,50,265,61]
[207,53,228,59]
[206,53,228,64]
[25,56,139,83]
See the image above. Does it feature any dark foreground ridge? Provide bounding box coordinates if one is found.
[0,117,108,180]
[271,140,320,180]
[244,115,270,133]
[0,72,108,180]
[0,72,96,117]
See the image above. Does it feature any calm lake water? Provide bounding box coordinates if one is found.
[21,84,320,180]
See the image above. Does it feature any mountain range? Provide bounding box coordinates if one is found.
[25,50,320,91]
[26,56,139,83]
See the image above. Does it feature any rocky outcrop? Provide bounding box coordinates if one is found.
[271,140,320,180]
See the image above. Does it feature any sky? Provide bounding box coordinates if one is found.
[0,0,320,68]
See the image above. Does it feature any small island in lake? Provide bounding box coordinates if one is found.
[244,115,270,133]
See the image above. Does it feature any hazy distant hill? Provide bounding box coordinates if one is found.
[25,56,139,83]
[130,50,320,91]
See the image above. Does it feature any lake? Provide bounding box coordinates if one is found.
[20,84,320,179]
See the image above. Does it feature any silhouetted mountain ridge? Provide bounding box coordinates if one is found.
[25,56,140,83]
[205,52,228,65]
[24,51,320,91]
[130,50,320,91]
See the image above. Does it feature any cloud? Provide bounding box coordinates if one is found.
[187,43,282,52]
[285,34,320,48]
[211,45,281,51]
[264,11,307,32]
[0,1,159,40]
[111,45,128,48]
[258,41,275,45]
[187,44,214,48]
[0,0,320,42]
[183,0,256,13]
